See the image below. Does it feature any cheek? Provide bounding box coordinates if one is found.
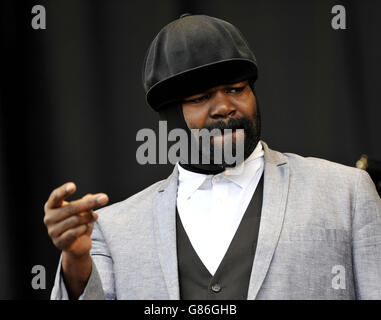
[238,91,256,118]
[182,105,208,129]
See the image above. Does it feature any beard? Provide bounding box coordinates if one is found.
[199,105,261,168]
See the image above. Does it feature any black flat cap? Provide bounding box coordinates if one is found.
[142,14,258,111]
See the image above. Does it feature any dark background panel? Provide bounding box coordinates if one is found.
[0,0,380,299]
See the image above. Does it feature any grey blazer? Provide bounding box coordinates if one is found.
[51,141,381,300]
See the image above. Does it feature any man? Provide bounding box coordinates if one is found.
[44,14,381,300]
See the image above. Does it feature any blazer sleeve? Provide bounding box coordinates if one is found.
[50,221,116,300]
[352,169,381,299]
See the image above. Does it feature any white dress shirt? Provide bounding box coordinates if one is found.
[177,141,264,275]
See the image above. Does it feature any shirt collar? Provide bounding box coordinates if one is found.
[222,141,264,189]
[177,163,209,200]
[177,141,264,198]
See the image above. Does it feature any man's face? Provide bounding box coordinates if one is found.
[181,80,261,164]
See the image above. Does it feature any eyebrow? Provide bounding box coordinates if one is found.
[183,82,248,101]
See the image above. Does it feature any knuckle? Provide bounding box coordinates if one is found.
[71,216,81,226]
[53,237,61,249]
[66,204,76,216]
[47,227,55,238]
[66,229,77,241]
[43,215,51,226]
[80,225,88,234]
[57,237,68,250]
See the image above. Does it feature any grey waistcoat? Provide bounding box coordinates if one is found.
[176,175,264,299]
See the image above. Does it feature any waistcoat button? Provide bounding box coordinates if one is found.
[211,283,221,293]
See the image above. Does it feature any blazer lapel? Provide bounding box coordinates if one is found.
[247,141,290,299]
[152,166,180,299]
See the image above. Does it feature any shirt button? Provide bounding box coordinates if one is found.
[211,283,221,293]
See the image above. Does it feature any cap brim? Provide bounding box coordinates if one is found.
[146,59,257,111]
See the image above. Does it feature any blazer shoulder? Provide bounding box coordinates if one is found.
[286,151,359,173]
[283,151,364,187]
[95,178,166,220]
[263,141,361,181]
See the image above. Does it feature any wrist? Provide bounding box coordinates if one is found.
[62,251,92,282]
[63,250,91,263]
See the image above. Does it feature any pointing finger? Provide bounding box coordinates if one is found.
[45,182,76,210]
[49,193,108,223]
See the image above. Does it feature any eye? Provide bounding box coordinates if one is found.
[227,86,245,94]
[184,94,209,104]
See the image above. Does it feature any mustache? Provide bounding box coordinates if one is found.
[203,116,254,132]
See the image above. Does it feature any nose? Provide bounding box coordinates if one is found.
[209,91,236,119]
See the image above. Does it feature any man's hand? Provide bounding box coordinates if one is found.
[44,182,109,299]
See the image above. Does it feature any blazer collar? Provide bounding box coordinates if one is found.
[153,165,180,299]
[247,141,290,299]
